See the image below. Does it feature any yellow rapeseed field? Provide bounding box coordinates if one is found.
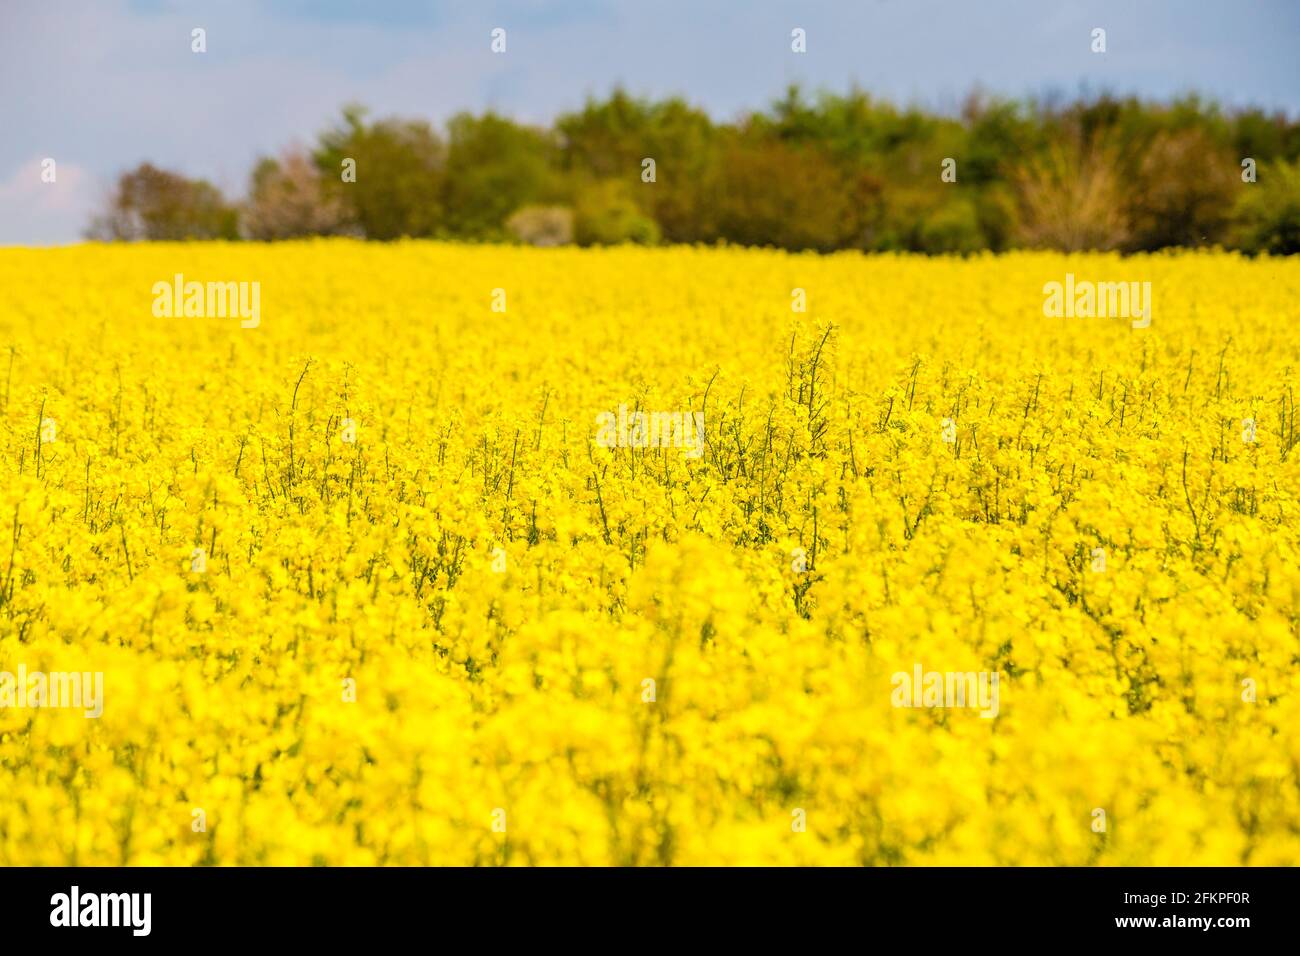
[0,241,1297,865]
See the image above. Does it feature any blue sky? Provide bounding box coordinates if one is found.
[3,0,1299,245]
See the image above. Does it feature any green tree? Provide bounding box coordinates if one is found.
[557,89,656,179]
[557,90,721,243]
[314,105,445,239]
[1232,159,1300,255]
[86,163,238,241]
[713,136,860,251]
[442,113,557,238]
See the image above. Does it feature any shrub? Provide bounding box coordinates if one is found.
[506,205,574,247]
[573,181,660,245]
[917,198,986,254]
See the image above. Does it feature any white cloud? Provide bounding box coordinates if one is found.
[0,158,98,247]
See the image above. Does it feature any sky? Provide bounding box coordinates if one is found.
[3,0,1299,245]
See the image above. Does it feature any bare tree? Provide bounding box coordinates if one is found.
[244,146,350,240]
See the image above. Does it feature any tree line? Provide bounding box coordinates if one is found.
[87,87,1300,254]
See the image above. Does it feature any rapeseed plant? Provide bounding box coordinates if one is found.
[0,241,1296,865]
